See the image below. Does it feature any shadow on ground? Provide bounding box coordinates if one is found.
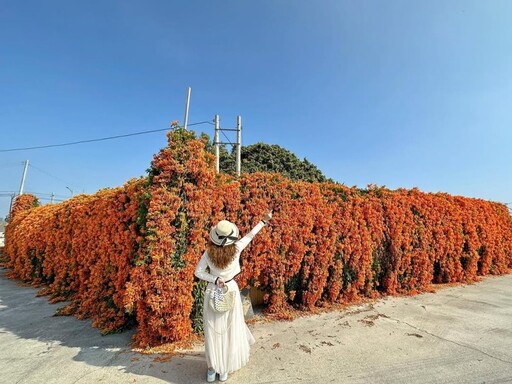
[0,267,205,383]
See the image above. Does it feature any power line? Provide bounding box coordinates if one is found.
[220,129,235,146]
[37,196,65,202]
[0,190,67,198]
[28,164,81,190]
[0,161,25,168]
[26,191,68,198]
[0,121,212,152]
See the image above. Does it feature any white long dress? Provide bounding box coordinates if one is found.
[194,221,264,374]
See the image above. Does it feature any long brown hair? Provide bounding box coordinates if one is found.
[207,241,237,269]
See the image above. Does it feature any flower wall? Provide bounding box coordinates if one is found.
[3,181,143,333]
[3,129,512,347]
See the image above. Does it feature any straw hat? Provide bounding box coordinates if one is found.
[209,220,239,247]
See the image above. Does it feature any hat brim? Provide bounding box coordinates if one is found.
[209,222,239,246]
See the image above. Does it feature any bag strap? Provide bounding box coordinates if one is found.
[224,272,240,284]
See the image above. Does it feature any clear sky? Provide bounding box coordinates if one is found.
[1,1,512,218]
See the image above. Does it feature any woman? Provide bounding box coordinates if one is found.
[194,211,273,382]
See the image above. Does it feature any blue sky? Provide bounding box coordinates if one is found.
[1,1,512,218]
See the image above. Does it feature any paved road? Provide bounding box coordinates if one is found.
[1,267,512,383]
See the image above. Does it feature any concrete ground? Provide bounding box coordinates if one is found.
[1,267,512,384]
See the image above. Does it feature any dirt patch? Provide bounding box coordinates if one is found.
[299,344,312,354]
[358,313,390,327]
[406,333,423,338]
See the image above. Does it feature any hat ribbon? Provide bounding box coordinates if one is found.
[216,229,238,246]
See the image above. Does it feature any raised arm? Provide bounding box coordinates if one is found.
[194,251,217,283]
[236,211,273,252]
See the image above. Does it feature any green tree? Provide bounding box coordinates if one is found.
[201,133,329,182]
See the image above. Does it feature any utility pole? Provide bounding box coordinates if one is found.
[236,115,242,177]
[214,115,243,176]
[9,193,15,217]
[19,160,29,195]
[214,114,220,173]
[183,86,191,130]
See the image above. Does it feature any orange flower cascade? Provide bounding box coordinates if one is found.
[3,129,512,347]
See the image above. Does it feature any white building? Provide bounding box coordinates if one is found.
[0,219,5,247]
